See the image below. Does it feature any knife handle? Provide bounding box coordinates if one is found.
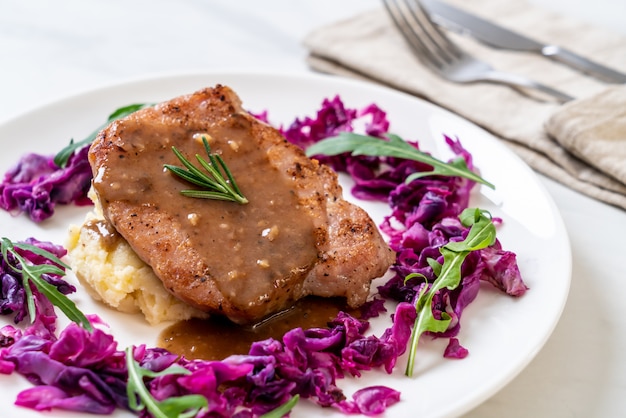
[541,45,626,84]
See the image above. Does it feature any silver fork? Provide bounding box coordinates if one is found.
[383,0,574,103]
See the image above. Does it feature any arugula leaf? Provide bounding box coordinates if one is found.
[125,344,300,418]
[305,132,494,189]
[53,103,153,167]
[1,237,93,331]
[125,346,208,418]
[260,394,300,418]
[404,208,496,377]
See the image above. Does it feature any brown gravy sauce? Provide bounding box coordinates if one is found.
[92,112,320,317]
[158,297,359,360]
[82,219,122,252]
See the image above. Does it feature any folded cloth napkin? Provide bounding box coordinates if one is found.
[303,0,626,210]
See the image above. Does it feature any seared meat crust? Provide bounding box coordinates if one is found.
[89,85,394,324]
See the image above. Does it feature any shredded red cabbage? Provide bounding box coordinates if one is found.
[1,310,407,416]
[1,313,127,414]
[0,145,93,222]
[281,96,527,344]
[0,96,527,417]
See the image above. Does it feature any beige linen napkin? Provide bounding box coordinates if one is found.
[303,0,626,210]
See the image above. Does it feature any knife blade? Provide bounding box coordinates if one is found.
[421,0,626,84]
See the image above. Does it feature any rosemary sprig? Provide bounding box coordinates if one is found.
[0,237,92,331]
[404,208,496,377]
[54,103,153,168]
[305,132,495,189]
[164,136,248,204]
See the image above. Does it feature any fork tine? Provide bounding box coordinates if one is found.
[383,0,437,64]
[402,0,460,62]
[384,0,458,68]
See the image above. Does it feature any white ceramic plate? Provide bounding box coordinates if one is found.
[0,71,571,418]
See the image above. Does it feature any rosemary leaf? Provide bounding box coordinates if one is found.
[179,190,244,201]
[165,136,248,204]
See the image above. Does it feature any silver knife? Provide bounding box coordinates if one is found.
[421,0,626,84]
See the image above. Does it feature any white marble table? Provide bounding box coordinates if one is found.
[1,1,625,417]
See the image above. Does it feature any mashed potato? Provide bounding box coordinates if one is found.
[66,193,208,325]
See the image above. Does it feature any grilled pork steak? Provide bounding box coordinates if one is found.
[89,85,395,324]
